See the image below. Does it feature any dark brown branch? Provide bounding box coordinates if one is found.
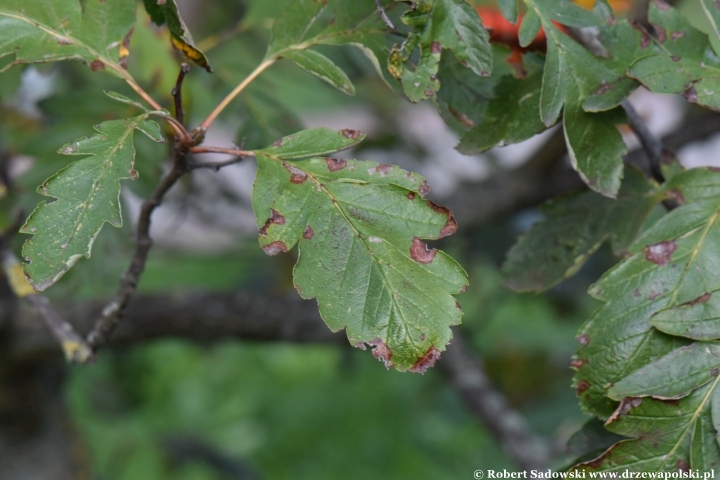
[189,156,246,171]
[622,100,665,183]
[86,145,190,349]
[439,334,551,470]
[374,0,397,32]
[172,63,191,125]
[7,289,551,469]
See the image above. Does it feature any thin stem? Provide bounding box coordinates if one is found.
[198,58,276,133]
[172,63,191,125]
[87,144,189,349]
[374,0,397,32]
[189,146,254,157]
[622,100,665,184]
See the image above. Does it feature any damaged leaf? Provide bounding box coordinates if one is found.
[502,168,660,292]
[629,1,720,112]
[390,0,493,102]
[573,167,720,418]
[0,0,135,74]
[142,0,212,72]
[20,115,165,291]
[251,128,468,371]
[522,0,637,197]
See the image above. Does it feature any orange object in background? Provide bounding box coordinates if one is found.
[476,1,632,76]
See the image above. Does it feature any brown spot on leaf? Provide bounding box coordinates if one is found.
[431,41,442,54]
[685,292,712,306]
[341,129,360,140]
[406,191,416,200]
[58,38,73,46]
[671,55,681,62]
[325,157,346,171]
[684,85,698,103]
[272,138,283,147]
[427,201,458,238]
[711,166,720,173]
[303,225,314,239]
[455,301,462,311]
[89,60,105,71]
[424,89,436,97]
[129,168,139,180]
[570,358,587,369]
[645,240,677,265]
[419,181,430,197]
[353,342,366,350]
[667,188,685,204]
[677,460,690,473]
[261,241,287,256]
[410,347,441,374]
[366,338,393,369]
[607,397,643,423]
[594,81,611,95]
[577,334,590,346]
[282,161,307,183]
[377,164,392,175]
[460,285,467,293]
[410,237,437,264]
[671,31,685,41]
[259,209,286,236]
[654,25,667,43]
[420,334,425,341]
[576,380,590,395]
[633,289,641,297]
[712,367,719,377]
[648,290,661,300]
[631,20,653,48]
[654,0,670,10]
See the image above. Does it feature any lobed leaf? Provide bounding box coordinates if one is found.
[142,0,212,72]
[502,169,660,293]
[251,128,468,372]
[20,116,165,291]
[0,0,135,73]
[573,168,720,422]
[390,0,492,102]
[628,1,720,112]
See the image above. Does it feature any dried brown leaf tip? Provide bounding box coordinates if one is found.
[261,240,288,256]
[419,181,430,197]
[410,347,441,374]
[325,157,346,171]
[341,129,360,140]
[645,240,677,265]
[410,237,437,264]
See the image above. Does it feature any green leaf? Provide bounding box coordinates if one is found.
[573,168,720,417]
[502,169,660,293]
[391,0,492,102]
[498,0,518,24]
[0,0,135,73]
[575,381,720,473]
[524,0,642,197]
[258,127,366,160]
[518,8,542,49]
[251,129,468,371]
[142,0,212,72]
[628,2,720,112]
[456,53,546,154]
[265,0,327,59]
[20,115,165,291]
[280,49,355,95]
[609,342,720,401]
[702,0,720,43]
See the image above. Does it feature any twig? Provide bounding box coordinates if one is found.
[0,235,92,363]
[622,100,665,184]
[197,59,275,133]
[374,0,397,32]
[86,144,190,349]
[188,157,247,171]
[189,146,254,157]
[172,63,191,126]
[438,333,551,470]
